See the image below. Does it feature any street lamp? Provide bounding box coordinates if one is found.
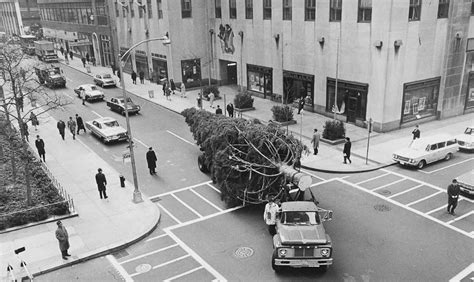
[119,35,170,203]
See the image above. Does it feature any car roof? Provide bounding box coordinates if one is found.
[413,134,456,144]
[98,73,112,76]
[281,201,318,212]
[79,84,96,88]
[94,117,117,123]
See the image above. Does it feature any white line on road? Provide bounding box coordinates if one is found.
[426,204,449,215]
[355,172,390,185]
[190,188,223,212]
[149,181,212,201]
[372,178,406,191]
[167,206,242,231]
[418,157,474,174]
[206,182,221,194]
[146,233,168,242]
[381,169,448,194]
[130,254,191,277]
[406,191,443,206]
[106,255,133,282]
[166,130,195,146]
[91,111,103,118]
[449,263,474,282]
[171,193,203,218]
[119,243,178,265]
[63,93,74,99]
[300,169,326,181]
[156,203,182,224]
[447,210,474,225]
[387,184,424,199]
[164,266,204,282]
[133,137,149,148]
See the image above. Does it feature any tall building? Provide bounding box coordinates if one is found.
[0,0,23,35]
[37,0,114,66]
[18,0,41,33]
[118,1,474,132]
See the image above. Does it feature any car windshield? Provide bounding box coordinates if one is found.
[102,74,112,79]
[119,98,132,103]
[103,121,119,127]
[90,85,98,91]
[464,127,473,135]
[281,211,320,225]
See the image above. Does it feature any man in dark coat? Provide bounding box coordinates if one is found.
[55,220,70,260]
[146,147,157,174]
[170,79,176,94]
[447,179,460,215]
[215,105,223,115]
[297,97,305,114]
[139,71,145,84]
[69,51,73,60]
[85,52,90,63]
[35,135,46,162]
[81,57,86,67]
[343,137,352,164]
[57,119,66,140]
[227,103,234,117]
[412,125,420,140]
[95,168,108,199]
[75,114,86,134]
[131,71,137,84]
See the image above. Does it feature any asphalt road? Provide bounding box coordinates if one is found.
[35,65,473,281]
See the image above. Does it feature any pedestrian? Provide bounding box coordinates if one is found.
[86,53,90,63]
[170,79,176,94]
[139,71,145,84]
[60,46,64,56]
[412,125,420,140]
[111,64,116,76]
[30,112,39,131]
[146,147,157,175]
[343,137,352,164]
[264,196,279,236]
[297,97,305,114]
[95,168,108,199]
[180,83,186,98]
[226,103,234,117]
[57,119,66,140]
[55,220,71,260]
[91,57,96,66]
[215,105,223,115]
[162,81,167,95]
[311,129,320,155]
[75,114,86,134]
[447,179,460,215]
[22,122,29,142]
[116,69,121,82]
[81,57,86,67]
[131,71,137,84]
[197,92,203,109]
[69,51,73,60]
[81,88,86,105]
[35,135,45,162]
[165,87,171,101]
[208,92,215,108]
[67,117,76,140]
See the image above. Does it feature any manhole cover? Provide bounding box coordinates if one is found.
[135,264,152,274]
[374,204,391,212]
[234,247,254,259]
[379,190,392,196]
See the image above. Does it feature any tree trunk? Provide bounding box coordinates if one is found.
[278,164,312,191]
[10,141,16,182]
[24,159,32,206]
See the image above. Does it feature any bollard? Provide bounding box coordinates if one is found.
[119,175,125,187]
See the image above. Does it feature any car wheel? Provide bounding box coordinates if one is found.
[271,252,282,273]
[444,153,452,161]
[417,160,426,169]
[198,154,209,173]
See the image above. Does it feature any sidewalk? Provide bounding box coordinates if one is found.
[60,55,474,173]
[0,105,160,279]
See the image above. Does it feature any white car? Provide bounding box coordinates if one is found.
[74,84,105,101]
[456,125,474,151]
[456,170,474,196]
[392,135,459,169]
[94,73,116,88]
[85,117,128,143]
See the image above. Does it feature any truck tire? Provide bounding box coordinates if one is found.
[198,154,209,173]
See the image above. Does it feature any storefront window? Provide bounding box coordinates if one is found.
[466,72,474,110]
[247,64,272,98]
[401,78,440,123]
[283,71,314,105]
[181,59,201,86]
[326,78,368,122]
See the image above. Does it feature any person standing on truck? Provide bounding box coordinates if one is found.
[264,197,280,236]
[447,179,460,215]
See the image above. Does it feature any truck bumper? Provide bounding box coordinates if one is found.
[274,258,333,268]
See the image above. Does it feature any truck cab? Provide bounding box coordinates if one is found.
[272,201,333,272]
[34,65,66,88]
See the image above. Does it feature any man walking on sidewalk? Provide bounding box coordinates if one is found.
[139,71,145,84]
[227,103,234,117]
[215,105,223,115]
[75,114,86,134]
[55,221,71,260]
[146,147,157,175]
[311,129,320,155]
[57,119,66,140]
[95,168,108,199]
[131,71,137,84]
[67,117,77,140]
[447,179,460,215]
[343,137,352,164]
[35,135,46,162]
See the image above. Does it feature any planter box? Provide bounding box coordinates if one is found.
[234,107,255,112]
[320,137,346,145]
[271,120,297,126]
[205,96,222,101]
[355,119,367,128]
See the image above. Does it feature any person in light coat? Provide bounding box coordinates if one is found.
[264,197,280,236]
[55,221,71,260]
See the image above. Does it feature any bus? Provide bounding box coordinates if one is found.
[19,34,36,55]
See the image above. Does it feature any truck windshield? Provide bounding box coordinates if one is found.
[281,211,320,225]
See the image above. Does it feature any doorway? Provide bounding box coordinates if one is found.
[227,62,237,84]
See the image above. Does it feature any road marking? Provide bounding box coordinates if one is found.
[206,182,221,194]
[130,254,191,277]
[146,233,168,242]
[426,204,449,215]
[381,169,447,194]
[171,193,203,218]
[387,184,423,199]
[337,178,474,239]
[190,188,223,212]
[447,210,474,225]
[372,178,406,191]
[120,243,179,265]
[106,255,133,282]
[449,263,474,282]
[91,111,103,118]
[149,181,212,201]
[300,169,326,181]
[407,191,443,206]
[168,206,243,231]
[418,157,474,174]
[355,172,390,185]
[133,137,149,148]
[63,93,74,99]
[165,266,204,282]
[156,203,182,224]
[166,130,195,146]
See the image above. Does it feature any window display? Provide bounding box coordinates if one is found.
[181,59,201,85]
[401,78,440,123]
[247,64,272,99]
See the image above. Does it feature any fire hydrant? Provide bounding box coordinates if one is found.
[119,175,125,187]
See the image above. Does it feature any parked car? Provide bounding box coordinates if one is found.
[94,73,116,88]
[455,170,474,196]
[74,84,105,101]
[106,97,141,115]
[456,125,474,151]
[85,117,128,143]
[392,135,459,169]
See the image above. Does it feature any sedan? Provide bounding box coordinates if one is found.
[94,73,116,88]
[456,125,474,151]
[74,84,105,102]
[85,117,128,143]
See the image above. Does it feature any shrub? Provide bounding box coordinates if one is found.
[234,91,254,109]
[271,105,294,122]
[0,217,6,230]
[50,201,70,215]
[322,120,346,140]
[27,206,49,222]
[202,85,220,99]
[8,211,28,227]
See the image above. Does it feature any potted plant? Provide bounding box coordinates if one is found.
[234,90,255,111]
[271,105,296,126]
[202,85,220,100]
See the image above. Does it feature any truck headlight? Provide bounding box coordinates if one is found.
[320,248,330,257]
[279,248,287,257]
[392,154,397,159]
[409,159,415,163]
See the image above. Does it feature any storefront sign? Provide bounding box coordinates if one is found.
[69,40,91,47]
[283,71,313,82]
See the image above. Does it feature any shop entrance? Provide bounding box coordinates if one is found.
[219,60,237,85]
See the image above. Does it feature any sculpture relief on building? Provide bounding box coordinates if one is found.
[218,24,235,54]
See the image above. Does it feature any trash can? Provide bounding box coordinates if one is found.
[119,175,125,187]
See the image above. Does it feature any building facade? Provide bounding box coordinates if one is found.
[0,0,24,36]
[37,0,114,66]
[116,0,474,131]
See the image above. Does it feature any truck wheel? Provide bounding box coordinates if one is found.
[417,160,426,169]
[444,153,452,161]
[198,155,208,173]
[271,253,282,272]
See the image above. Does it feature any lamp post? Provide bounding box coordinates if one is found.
[119,35,170,203]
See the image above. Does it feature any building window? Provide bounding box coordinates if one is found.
[157,0,163,18]
[437,0,449,18]
[283,0,291,20]
[130,2,134,17]
[182,0,192,18]
[215,0,221,18]
[305,0,315,21]
[115,2,120,17]
[138,0,144,18]
[358,0,371,22]
[472,0,474,15]
[245,0,253,19]
[466,72,474,109]
[326,78,368,122]
[401,77,440,123]
[409,0,421,21]
[229,0,237,19]
[181,59,202,87]
[329,0,342,22]
[147,0,152,18]
[263,0,271,20]
[283,71,314,106]
[247,64,273,99]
